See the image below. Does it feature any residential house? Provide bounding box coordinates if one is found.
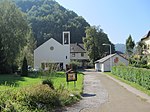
[95,53,128,72]
[70,43,89,67]
[141,30,150,54]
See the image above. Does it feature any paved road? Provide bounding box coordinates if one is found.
[65,70,150,112]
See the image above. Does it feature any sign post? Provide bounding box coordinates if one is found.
[66,69,77,88]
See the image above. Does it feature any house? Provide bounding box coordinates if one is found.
[70,43,89,67]
[141,30,150,54]
[34,31,70,70]
[95,53,128,72]
[34,31,89,70]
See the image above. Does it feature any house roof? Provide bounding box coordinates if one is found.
[70,43,86,53]
[141,30,150,41]
[95,53,127,63]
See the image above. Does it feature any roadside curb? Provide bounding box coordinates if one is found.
[102,73,150,103]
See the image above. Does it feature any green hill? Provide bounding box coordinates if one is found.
[15,0,90,46]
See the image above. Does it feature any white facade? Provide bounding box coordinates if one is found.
[141,38,150,54]
[34,32,70,70]
[141,31,150,54]
[70,52,88,60]
[95,54,129,72]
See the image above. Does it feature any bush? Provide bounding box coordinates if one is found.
[69,61,80,71]
[42,78,54,89]
[111,66,150,90]
[0,84,81,111]
[21,57,28,76]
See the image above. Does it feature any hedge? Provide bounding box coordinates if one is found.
[111,66,150,90]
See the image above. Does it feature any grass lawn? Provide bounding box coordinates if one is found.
[105,72,150,96]
[0,72,84,94]
[52,72,83,94]
[0,74,42,90]
[0,72,84,111]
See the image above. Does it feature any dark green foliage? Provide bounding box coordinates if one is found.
[0,35,7,74]
[83,26,115,63]
[15,0,90,47]
[42,78,54,89]
[21,57,28,76]
[126,35,135,56]
[111,66,150,90]
[0,0,33,73]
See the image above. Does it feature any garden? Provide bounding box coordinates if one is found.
[0,71,83,112]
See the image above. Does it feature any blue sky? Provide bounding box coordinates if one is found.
[56,0,150,44]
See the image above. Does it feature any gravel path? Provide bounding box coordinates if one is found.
[64,71,108,112]
[64,70,150,112]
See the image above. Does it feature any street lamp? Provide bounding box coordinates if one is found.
[102,43,111,55]
[102,43,112,71]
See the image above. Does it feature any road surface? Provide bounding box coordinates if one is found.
[65,70,150,112]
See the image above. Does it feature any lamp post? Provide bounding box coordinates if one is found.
[102,43,111,55]
[102,43,112,71]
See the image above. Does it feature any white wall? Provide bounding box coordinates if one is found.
[112,55,129,66]
[142,38,150,53]
[34,38,70,69]
[103,59,111,72]
[70,52,88,60]
[95,54,129,72]
[95,63,100,71]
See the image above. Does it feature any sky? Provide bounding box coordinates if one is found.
[56,0,150,44]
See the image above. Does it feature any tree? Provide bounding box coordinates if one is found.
[21,57,28,76]
[15,0,90,47]
[0,0,32,73]
[135,41,146,55]
[126,35,135,56]
[83,26,115,64]
[0,34,7,74]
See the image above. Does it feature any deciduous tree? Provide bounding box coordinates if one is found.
[0,0,33,73]
[83,26,115,64]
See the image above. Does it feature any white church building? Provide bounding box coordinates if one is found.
[34,31,70,70]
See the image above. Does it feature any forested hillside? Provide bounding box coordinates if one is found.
[15,0,90,46]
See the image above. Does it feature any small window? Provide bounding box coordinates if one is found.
[72,53,75,57]
[50,46,54,50]
[64,33,69,44]
[66,56,67,59]
[81,53,84,57]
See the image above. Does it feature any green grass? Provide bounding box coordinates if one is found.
[52,72,84,94]
[0,72,84,94]
[0,74,42,90]
[105,72,150,96]
[0,72,84,111]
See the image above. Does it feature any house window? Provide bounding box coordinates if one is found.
[72,53,75,57]
[66,56,67,59]
[81,53,84,57]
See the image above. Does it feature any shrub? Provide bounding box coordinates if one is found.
[21,57,28,76]
[111,66,150,90]
[42,78,54,89]
[0,84,81,111]
[69,61,80,71]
